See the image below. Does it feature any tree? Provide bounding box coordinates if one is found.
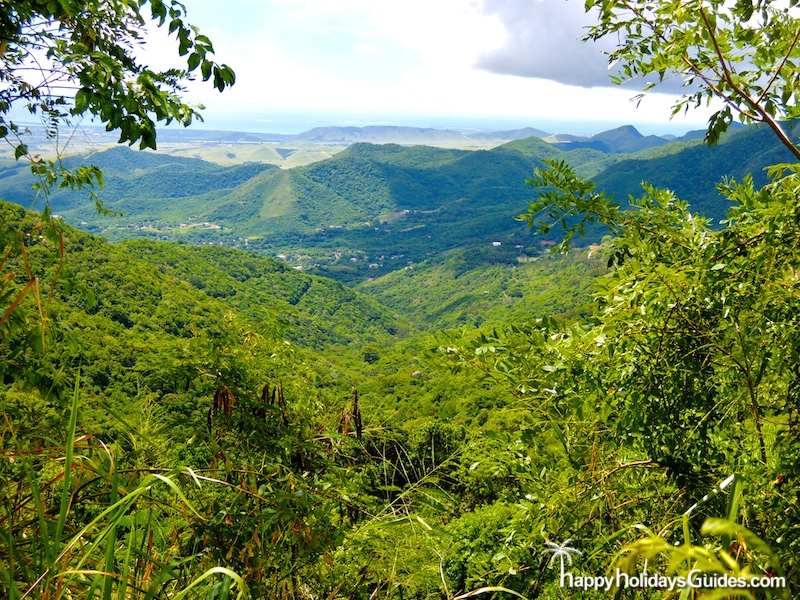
[0,0,235,202]
[0,0,235,344]
[508,0,800,592]
[584,0,800,158]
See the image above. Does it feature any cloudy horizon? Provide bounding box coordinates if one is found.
[54,0,716,136]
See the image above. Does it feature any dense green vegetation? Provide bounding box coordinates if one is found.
[0,199,604,597]
[0,201,407,597]
[3,0,800,598]
[6,150,800,596]
[3,122,794,285]
[0,147,274,212]
[122,239,403,346]
[358,247,605,328]
[593,122,800,222]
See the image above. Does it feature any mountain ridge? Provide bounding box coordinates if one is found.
[2,122,792,283]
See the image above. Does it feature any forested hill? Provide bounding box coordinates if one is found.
[358,246,606,328]
[121,240,404,345]
[0,146,274,211]
[0,201,401,351]
[0,123,796,282]
[593,121,800,220]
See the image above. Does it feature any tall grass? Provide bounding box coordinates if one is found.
[613,475,790,599]
[0,375,248,599]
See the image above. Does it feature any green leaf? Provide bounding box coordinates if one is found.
[151,474,204,519]
[187,52,201,71]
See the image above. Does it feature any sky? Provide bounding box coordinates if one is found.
[142,0,714,135]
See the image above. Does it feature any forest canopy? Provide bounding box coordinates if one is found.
[1,0,799,598]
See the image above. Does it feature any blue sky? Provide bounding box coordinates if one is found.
[142,0,713,135]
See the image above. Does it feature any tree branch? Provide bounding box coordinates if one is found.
[699,7,800,160]
[756,25,800,105]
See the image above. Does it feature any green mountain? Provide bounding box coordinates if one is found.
[121,240,404,347]
[582,124,669,153]
[0,143,549,281]
[0,201,400,350]
[544,125,681,153]
[593,122,800,221]
[0,146,274,211]
[469,126,549,140]
[1,123,794,284]
[358,246,605,328]
[543,125,668,153]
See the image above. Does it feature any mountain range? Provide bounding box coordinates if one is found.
[167,123,696,153]
[2,122,796,283]
[6,122,695,156]
[547,124,710,153]
[289,125,551,145]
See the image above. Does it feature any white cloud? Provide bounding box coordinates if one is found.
[476,0,693,95]
[136,0,711,131]
[477,0,614,87]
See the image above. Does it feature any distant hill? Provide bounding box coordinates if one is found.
[497,136,615,177]
[591,125,669,152]
[291,124,550,146]
[469,126,549,141]
[145,129,292,143]
[1,122,794,283]
[0,146,275,212]
[543,133,589,143]
[293,126,467,144]
[594,122,800,222]
[494,136,565,160]
[554,125,670,153]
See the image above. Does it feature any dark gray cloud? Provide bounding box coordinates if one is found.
[478,0,613,86]
[477,0,686,92]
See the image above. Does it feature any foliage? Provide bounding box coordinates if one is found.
[359,246,604,329]
[2,0,234,161]
[0,201,400,597]
[3,0,800,598]
[1,375,250,599]
[0,0,237,402]
[585,0,800,158]
[593,122,800,223]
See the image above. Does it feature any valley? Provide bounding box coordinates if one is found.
[3,1,800,597]
[2,122,796,283]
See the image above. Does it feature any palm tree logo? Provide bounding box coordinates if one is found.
[544,539,582,582]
